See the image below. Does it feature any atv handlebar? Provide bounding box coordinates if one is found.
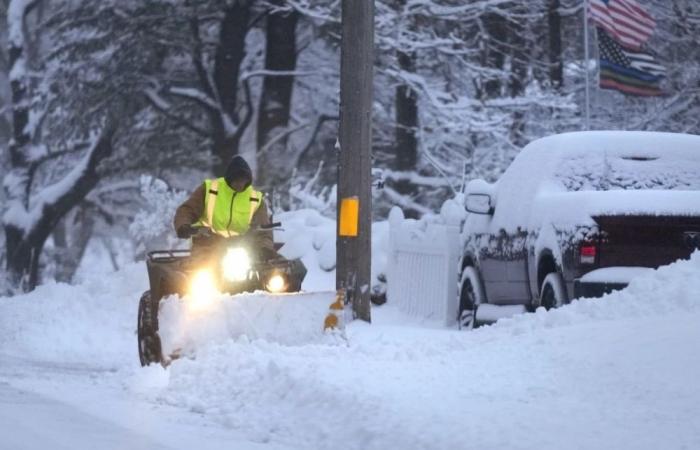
[192,222,281,238]
[262,222,282,230]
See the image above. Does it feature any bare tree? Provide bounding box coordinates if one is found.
[256,0,299,186]
[58,0,259,172]
[392,0,419,212]
[2,0,133,291]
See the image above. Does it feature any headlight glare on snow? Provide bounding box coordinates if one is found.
[222,247,251,282]
[189,269,218,309]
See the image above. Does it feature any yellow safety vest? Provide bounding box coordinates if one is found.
[195,178,263,237]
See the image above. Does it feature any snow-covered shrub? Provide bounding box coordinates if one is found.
[129,176,187,255]
[271,162,336,218]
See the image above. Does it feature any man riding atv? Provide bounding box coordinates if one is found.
[137,156,306,366]
[174,155,274,256]
[171,154,306,292]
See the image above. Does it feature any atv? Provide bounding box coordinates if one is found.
[137,224,307,366]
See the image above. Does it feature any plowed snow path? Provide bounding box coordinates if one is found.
[0,355,290,450]
[0,382,170,450]
[2,255,700,449]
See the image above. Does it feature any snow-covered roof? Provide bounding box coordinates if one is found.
[488,131,700,231]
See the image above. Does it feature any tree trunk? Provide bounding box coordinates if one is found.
[52,219,69,281]
[257,1,298,186]
[5,229,44,290]
[4,128,116,291]
[482,12,507,99]
[211,1,251,169]
[508,9,528,148]
[215,2,249,121]
[389,0,420,217]
[52,206,95,283]
[394,49,419,216]
[548,0,563,90]
[5,1,36,290]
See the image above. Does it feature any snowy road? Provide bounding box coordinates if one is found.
[1,256,700,449]
[0,354,291,450]
[0,382,171,450]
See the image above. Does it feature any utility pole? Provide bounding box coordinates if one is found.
[337,0,373,322]
[583,0,591,130]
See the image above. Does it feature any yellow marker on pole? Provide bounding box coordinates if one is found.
[339,197,359,237]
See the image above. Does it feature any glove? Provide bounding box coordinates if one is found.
[176,224,197,239]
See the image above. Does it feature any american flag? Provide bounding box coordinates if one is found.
[598,28,665,97]
[589,0,655,50]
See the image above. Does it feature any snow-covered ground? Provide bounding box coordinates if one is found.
[1,252,700,449]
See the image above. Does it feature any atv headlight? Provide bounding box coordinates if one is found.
[266,273,287,293]
[222,247,251,282]
[189,269,218,308]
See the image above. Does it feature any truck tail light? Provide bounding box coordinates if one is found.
[579,243,596,264]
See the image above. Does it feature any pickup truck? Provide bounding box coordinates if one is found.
[458,131,700,328]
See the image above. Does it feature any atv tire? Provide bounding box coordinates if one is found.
[137,291,163,366]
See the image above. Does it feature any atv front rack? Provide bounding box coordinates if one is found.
[147,249,191,263]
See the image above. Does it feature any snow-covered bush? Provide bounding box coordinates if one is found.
[272,162,337,218]
[129,176,187,255]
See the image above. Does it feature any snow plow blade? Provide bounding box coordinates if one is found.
[151,290,343,366]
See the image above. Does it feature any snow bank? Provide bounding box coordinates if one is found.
[489,251,700,335]
[151,253,700,450]
[0,263,146,368]
[274,208,391,293]
[580,266,654,283]
[2,212,700,450]
[273,209,336,292]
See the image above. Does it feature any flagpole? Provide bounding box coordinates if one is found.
[583,0,591,130]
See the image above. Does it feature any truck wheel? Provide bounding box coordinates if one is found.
[137,291,163,366]
[458,267,483,330]
[540,273,567,310]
